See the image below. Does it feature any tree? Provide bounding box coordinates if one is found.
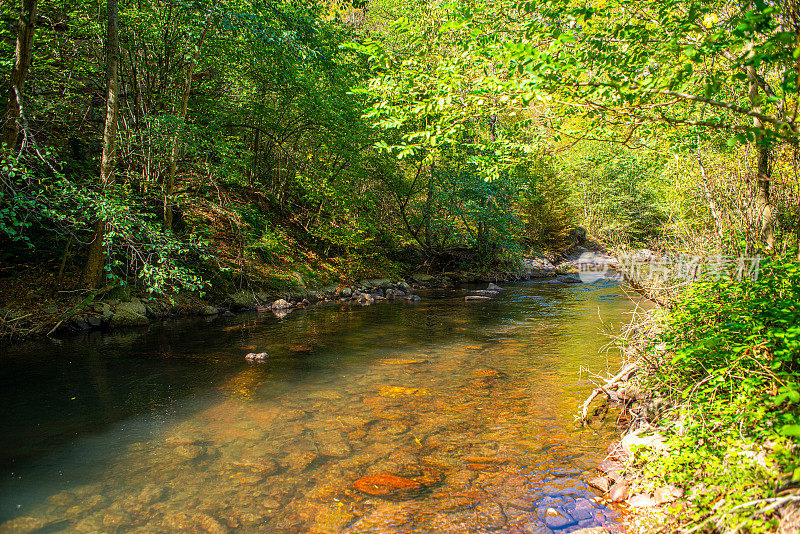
[82,0,120,288]
[2,0,37,153]
[500,0,800,251]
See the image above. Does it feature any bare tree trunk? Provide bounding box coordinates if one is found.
[695,147,724,244]
[82,0,120,289]
[164,20,211,231]
[3,0,37,153]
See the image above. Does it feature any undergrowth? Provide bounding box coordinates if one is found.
[634,258,800,533]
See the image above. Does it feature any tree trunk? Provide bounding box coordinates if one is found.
[164,21,211,231]
[746,42,774,252]
[790,0,800,259]
[424,161,434,251]
[82,0,120,289]
[695,148,724,244]
[3,0,37,153]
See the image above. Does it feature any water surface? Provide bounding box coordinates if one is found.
[0,281,638,533]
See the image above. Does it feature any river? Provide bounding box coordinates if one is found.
[0,280,639,533]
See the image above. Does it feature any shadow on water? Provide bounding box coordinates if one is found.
[0,280,642,533]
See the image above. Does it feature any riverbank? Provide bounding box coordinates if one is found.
[581,257,800,534]
[0,244,616,343]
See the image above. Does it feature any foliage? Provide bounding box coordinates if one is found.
[636,259,800,531]
[563,143,669,246]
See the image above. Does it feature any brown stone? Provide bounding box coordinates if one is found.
[588,476,610,493]
[608,480,629,502]
[596,459,621,474]
[352,473,424,498]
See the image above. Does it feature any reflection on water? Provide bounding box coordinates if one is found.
[0,281,639,533]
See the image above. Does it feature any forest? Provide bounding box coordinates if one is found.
[2,0,800,532]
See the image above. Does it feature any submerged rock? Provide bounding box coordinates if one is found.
[352,473,424,498]
[0,517,50,533]
[465,295,491,302]
[543,507,577,529]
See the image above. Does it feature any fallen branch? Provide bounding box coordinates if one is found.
[580,362,638,423]
[39,282,118,337]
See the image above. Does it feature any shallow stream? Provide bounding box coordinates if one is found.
[0,281,639,533]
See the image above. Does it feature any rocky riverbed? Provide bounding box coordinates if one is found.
[0,280,637,533]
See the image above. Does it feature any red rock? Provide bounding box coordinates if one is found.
[352,473,424,497]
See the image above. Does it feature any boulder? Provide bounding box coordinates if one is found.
[471,289,499,296]
[271,299,292,310]
[110,301,150,328]
[596,459,622,474]
[198,305,219,316]
[411,273,435,283]
[569,226,588,244]
[608,480,629,502]
[587,476,610,493]
[620,430,667,457]
[653,485,683,504]
[406,295,421,302]
[226,291,255,310]
[487,283,503,291]
[360,278,393,289]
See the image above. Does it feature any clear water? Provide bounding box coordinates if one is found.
[0,281,640,533]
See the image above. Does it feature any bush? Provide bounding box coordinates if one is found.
[637,258,800,531]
